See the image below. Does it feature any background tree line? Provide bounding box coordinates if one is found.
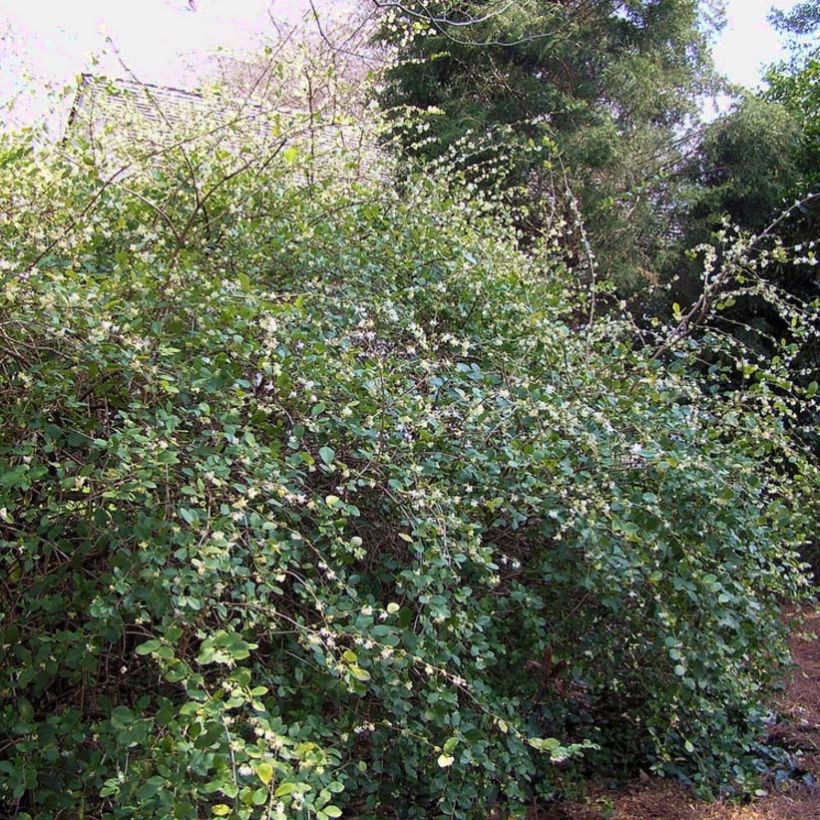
[372,0,818,297]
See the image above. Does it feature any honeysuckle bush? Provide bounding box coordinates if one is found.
[0,97,817,819]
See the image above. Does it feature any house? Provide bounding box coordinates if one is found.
[65,73,274,160]
[64,73,378,182]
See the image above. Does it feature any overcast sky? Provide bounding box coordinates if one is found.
[0,0,805,132]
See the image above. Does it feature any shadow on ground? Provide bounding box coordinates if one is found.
[547,606,820,820]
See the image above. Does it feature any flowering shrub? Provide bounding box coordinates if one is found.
[0,105,816,818]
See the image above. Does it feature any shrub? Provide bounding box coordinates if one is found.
[0,107,815,818]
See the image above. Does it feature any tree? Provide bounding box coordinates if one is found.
[765,0,819,191]
[668,3,819,384]
[373,0,725,288]
[769,0,820,41]
[680,97,804,247]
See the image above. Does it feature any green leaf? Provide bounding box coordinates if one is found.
[0,466,29,489]
[528,737,561,751]
[349,665,371,682]
[135,639,161,655]
[110,705,134,729]
[319,446,335,465]
[256,762,273,786]
[252,787,268,805]
[179,507,198,525]
[274,782,297,797]
[136,776,165,800]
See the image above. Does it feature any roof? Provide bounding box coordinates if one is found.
[65,74,273,157]
[64,73,385,185]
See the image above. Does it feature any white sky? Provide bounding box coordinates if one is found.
[713,0,802,88]
[0,0,807,133]
[0,0,349,131]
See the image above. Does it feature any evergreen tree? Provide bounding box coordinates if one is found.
[374,0,725,287]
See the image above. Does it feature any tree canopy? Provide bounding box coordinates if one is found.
[375,0,725,287]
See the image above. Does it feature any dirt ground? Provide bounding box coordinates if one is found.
[553,606,820,820]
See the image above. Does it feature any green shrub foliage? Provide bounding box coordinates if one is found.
[0,107,816,818]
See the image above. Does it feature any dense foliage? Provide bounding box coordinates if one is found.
[765,0,819,192]
[0,85,817,819]
[668,3,819,423]
[374,0,725,287]
[672,95,818,362]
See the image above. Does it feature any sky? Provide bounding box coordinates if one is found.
[712,0,802,87]
[0,0,350,131]
[0,0,807,132]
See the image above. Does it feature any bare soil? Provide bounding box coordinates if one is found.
[552,606,820,819]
